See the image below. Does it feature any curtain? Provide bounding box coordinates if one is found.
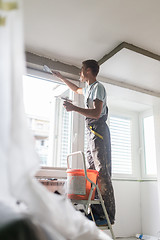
[0,1,110,239]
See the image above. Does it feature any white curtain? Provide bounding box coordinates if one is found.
[0,1,110,239]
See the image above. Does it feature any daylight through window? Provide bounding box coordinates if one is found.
[23,75,72,167]
[143,116,157,175]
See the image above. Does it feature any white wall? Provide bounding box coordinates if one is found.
[112,180,141,237]
[141,181,160,236]
[108,180,160,238]
[104,82,160,237]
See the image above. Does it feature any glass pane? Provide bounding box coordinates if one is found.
[23,75,72,167]
[143,116,157,175]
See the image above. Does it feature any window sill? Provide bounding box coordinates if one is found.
[35,166,67,179]
[112,175,157,182]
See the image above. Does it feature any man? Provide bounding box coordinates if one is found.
[52,60,115,226]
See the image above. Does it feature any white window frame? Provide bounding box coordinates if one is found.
[139,109,157,180]
[26,68,85,178]
[108,107,140,180]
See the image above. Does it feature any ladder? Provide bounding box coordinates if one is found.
[67,151,116,240]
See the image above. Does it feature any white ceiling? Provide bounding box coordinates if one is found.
[100,48,160,93]
[23,0,160,106]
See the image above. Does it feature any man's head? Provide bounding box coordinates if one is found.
[80,59,99,82]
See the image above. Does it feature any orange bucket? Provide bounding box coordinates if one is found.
[66,169,98,200]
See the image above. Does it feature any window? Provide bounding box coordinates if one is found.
[83,114,134,177]
[23,75,72,167]
[143,115,157,176]
[110,116,132,175]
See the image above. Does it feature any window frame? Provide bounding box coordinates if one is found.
[108,107,140,180]
[139,109,157,180]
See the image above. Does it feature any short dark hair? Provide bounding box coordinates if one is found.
[82,59,99,77]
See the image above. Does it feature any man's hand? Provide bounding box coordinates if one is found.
[52,70,63,79]
[63,101,75,112]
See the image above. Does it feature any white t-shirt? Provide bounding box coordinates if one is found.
[82,81,107,118]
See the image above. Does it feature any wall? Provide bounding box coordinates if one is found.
[111,180,141,237]
[108,180,160,238]
[141,181,160,236]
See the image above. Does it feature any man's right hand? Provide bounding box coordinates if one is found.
[52,70,63,79]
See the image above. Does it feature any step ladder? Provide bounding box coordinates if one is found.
[67,151,115,240]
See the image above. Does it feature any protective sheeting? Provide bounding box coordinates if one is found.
[0,1,111,239]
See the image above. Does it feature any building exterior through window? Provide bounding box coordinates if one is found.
[23,75,72,167]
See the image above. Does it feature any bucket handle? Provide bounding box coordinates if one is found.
[67,151,97,188]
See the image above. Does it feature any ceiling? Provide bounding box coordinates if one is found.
[23,0,160,104]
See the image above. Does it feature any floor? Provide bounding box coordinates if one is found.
[115,238,137,240]
[102,231,137,240]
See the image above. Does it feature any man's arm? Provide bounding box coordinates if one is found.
[63,99,103,119]
[52,71,83,94]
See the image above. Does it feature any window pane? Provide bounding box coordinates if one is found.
[23,75,72,167]
[110,116,132,175]
[143,116,157,175]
